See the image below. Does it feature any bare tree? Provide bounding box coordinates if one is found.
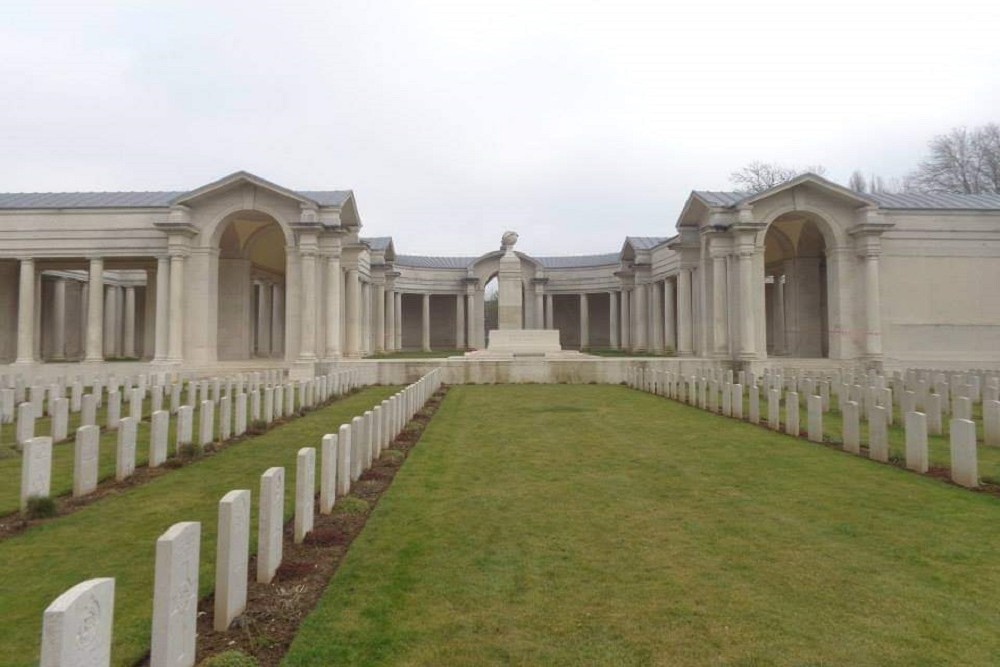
[729,162,827,194]
[848,170,868,193]
[909,124,1000,194]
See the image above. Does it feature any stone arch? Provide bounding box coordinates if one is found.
[763,210,833,358]
[213,210,287,361]
[203,202,295,250]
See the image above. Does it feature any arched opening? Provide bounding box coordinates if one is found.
[483,275,499,343]
[764,213,829,358]
[216,211,286,361]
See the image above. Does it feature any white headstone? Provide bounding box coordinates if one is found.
[768,389,780,431]
[40,578,115,667]
[807,395,822,443]
[731,384,743,420]
[21,436,53,510]
[81,394,97,427]
[73,425,100,497]
[868,405,889,463]
[295,447,316,544]
[785,392,800,436]
[234,394,247,437]
[214,490,250,632]
[150,521,200,667]
[69,381,83,413]
[218,395,232,442]
[129,387,143,422]
[984,399,1000,447]
[250,390,261,423]
[17,401,35,446]
[320,433,337,514]
[176,405,193,451]
[842,400,860,454]
[257,467,284,584]
[949,418,978,488]
[263,387,274,424]
[351,416,364,481]
[904,411,928,473]
[198,399,214,447]
[105,391,121,431]
[149,410,169,467]
[337,423,352,497]
[748,385,760,424]
[115,417,137,481]
[51,397,69,442]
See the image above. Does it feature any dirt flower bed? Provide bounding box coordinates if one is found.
[187,386,448,667]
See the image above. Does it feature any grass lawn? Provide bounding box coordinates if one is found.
[285,384,1000,666]
[0,386,400,667]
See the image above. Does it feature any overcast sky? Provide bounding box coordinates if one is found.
[1,0,998,256]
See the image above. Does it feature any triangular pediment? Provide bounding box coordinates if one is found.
[171,171,320,208]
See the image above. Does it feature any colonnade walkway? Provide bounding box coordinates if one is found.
[285,384,1000,666]
[0,386,399,667]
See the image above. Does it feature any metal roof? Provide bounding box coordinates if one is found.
[395,255,478,269]
[694,188,1000,211]
[0,189,351,209]
[360,236,393,252]
[867,191,1000,210]
[625,236,670,250]
[692,191,748,207]
[395,252,621,270]
[537,253,621,268]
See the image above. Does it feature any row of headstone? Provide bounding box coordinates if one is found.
[20,368,366,514]
[35,367,437,667]
[627,364,986,489]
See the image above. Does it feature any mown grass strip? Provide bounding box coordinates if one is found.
[285,384,1000,666]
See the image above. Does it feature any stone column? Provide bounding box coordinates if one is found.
[650,281,663,352]
[385,288,395,352]
[621,289,631,350]
[153,257,169,361]
[534,289,543,329]
[609,291,619,349]
[374,284,385,353]
[271,284,284,355]
[325,255,341,358]
[774,275,786,355]
[361,281,371,354]
[345,269,360,356]
[123,286,136,358]
[34,271,42,360]
[52,278,67,360]
[167,253,185,362]
[15,258,35,364]
[254,283,268,356]
[711,251,728,355]
[421,294,431,352]
[862,247,882,357]
[465,292,475,348]
[84,258,104,362]
[632,283,647,351]
[737,246,756,358]
[579,293,589,349]
[474,290,485,347]
[298,249,317,360]
[664,278,676,352]
[545,294,554,329]
[677,268,693,356]
[395,291,403,350]
[103,285,117,358]
[456,294,465,348]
